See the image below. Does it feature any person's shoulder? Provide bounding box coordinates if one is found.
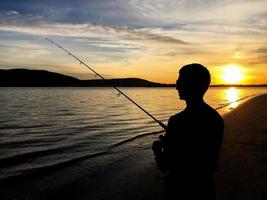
[205,104,224,124]
[167,111,186,131]
[168,110,186,123]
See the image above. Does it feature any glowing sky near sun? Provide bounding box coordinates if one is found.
[0,0,267,84]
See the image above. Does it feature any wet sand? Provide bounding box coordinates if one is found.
[215,93,267,200]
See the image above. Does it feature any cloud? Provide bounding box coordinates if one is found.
[1,0,267,40]
[115,28,188,44]
[256,48,267,54]
[0,10,43,25]
[0,11,189,46]
[180,23,267,36]
[0,39,50,62]
[3,1,266,28]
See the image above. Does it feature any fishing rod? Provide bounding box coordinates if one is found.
[45,38,167,130]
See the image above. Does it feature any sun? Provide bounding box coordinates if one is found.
[221,65,244,84]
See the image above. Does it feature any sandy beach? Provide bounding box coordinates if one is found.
[215,93,267,200]
[1,93,266,200]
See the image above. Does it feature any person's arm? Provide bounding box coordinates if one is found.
[152,117,173,172]
[214,117,224,171]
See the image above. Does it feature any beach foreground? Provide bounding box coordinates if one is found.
[84,93,267,200]
[1,94,267,200]
[215,93,267,200]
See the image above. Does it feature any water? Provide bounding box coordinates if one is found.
[0,87,266,181]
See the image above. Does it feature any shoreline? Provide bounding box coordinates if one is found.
[215,93,267,200]
[0,93,266,200]
[81,93,267,200]
[49,93,267,200]
[82,93,267,200]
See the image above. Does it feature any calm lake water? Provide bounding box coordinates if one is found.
[0,87,266,181]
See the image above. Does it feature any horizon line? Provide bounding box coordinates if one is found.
[1,68,267,87]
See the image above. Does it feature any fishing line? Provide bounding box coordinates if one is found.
[45,38,167,130]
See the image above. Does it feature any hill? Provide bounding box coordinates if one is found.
[0,69,80,86]
[1,69,266,87]
[0,69,171,87]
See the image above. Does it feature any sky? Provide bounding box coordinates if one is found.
[0,0,267,84]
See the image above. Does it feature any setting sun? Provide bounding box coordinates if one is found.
[221,65,244,84]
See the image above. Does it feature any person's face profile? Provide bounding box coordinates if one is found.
[176,74,186,100]
[176,72,196,100]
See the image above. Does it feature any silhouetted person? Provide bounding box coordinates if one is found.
[153,63,224,199]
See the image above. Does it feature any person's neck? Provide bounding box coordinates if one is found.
[185,97,205,110]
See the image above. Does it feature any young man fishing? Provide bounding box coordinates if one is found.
[153,63,224,199]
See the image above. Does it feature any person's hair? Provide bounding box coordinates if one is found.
[179,63,210,96]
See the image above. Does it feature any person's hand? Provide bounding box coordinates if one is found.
[152,140,162,156]
[159,134,165,142]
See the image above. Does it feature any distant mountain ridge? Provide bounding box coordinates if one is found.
[1,69,266,87]
[0,69,79,87]
[0,69,172,87]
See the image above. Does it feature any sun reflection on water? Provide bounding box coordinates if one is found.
[225,87,239,109]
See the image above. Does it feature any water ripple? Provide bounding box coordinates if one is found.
[0,87,266,181]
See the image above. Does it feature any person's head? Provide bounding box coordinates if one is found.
[176,63,210,100]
